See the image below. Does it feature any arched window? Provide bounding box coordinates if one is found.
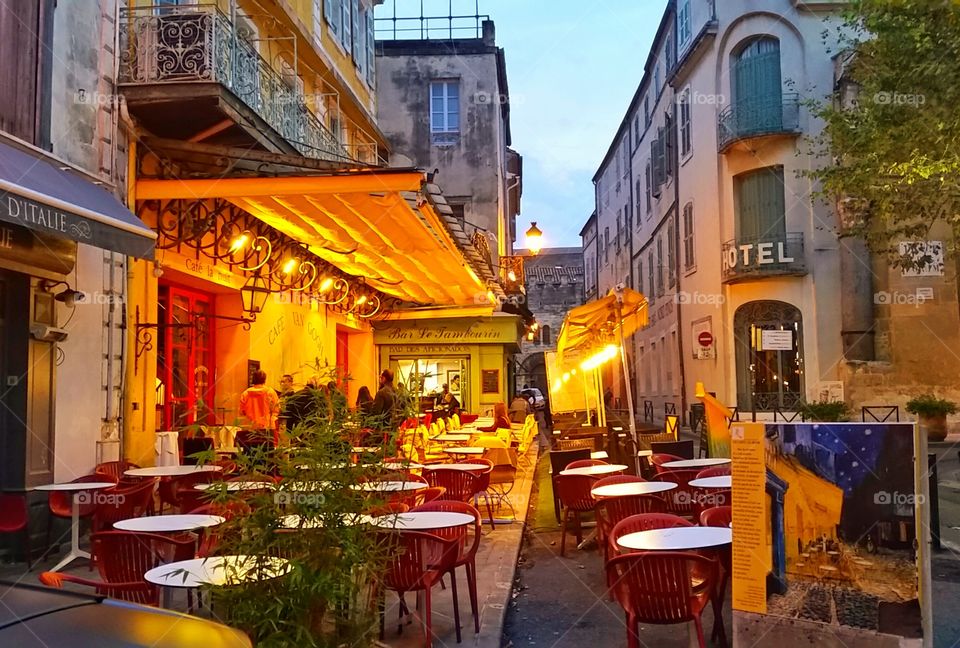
[733,300,803,412]
[732,37,782,133]
[541,325,551,346]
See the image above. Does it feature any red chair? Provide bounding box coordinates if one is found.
[423,468,481,503]
[0,493,32,568]
[608,513,693,558]
[93,478,158,533]
[459,413,479,425]
[94,461,140,483]
[595,494,668,561]
[650,453,685,474]
[606,551,724,648]
[367,502,411,517]
[44,473,117,557]
[467,458,497,530]
[699,504,733,636]
[554,474,597,557]
[158,471,215,514]
[696,465,731,479]
[177,484,212,515]
[413,501,483,633]
[693,489,731,521]
[654,468,700,519]
[378,530,461,648]
[414,486,446,507]
[593,475,646,491]
[565,459,608,470]
[187,501,250,557]
[38,530,195,606]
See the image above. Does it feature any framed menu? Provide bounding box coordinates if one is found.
[481,369,499,394]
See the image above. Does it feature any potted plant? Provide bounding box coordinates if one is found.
[800,399,852,422]
[906,394,957,441]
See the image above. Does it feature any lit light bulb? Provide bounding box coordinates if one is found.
[507,270,517,282]
[319,277,335,293]
[282,258,298,274]
[355,295,367,306]
[229,233,249,253]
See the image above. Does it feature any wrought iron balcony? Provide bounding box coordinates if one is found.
[717,93,801,152]
[119,5,352,163]
[721,233,807,284]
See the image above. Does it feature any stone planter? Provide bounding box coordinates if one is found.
[918,412,948,442]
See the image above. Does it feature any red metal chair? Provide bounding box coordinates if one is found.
[413,501,483,633]
[367,501,411,517]
[0,493,32,569]
[158,470,215,514]
[565,459,608,470]
[554,474,598,557]
[44,473,117,558]
[93,478,158,533]
[459,413,479,425]
[377,530,462,648]
[693,489,731,521]
[38,530,195,606]
[94,461,140,483]
[608,513,693,558]
[187,501,250,557]
[699,504,733,637]
[466,458,497,530]
[595,494,668,561]
[414,486,446,507]
[696,465,731,479]
[605,550,724,648]
[423,468,481,503]
[653,468,701,519]
[592,474,646,491]
[650,453,685,475]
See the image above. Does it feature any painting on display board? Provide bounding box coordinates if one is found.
[732,422,925,644]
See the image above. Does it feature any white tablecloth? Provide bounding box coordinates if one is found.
[154,431,180,467]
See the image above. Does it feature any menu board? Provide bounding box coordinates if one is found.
[481,369,499,394]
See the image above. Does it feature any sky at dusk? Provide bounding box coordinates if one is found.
[378,0,663,248]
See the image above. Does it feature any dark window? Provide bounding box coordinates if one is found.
[542,325,551,346]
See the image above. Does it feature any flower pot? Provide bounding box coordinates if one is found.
[918,412,948,442]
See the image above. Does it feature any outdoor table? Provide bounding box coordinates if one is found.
[559,464,628,477]
[689,476,732,489]
[34,481,115,572]
[125,465,222,478]
[371,511,474,530]
[616,526,733,552]
[438,463,488,471]
[661,458,731,470]
[591,451,609,460]
[384,461,425,470]
[434,434,470,443]
[352,446,382,454]
[591,481,678,498]
[194,481,274,492]
[114,514,224,533]
[279,513,373,529]
[145,555,292,608]
[443,447,485,456]
[352,480,428,493]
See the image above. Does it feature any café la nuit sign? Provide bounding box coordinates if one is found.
[723,240,796,271]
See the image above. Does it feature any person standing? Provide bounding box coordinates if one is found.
[603,386,614,409]
[283,376,320,431]
[371,369,399,431]
[509,392,531,423]
[277,374,294,399]
[239,369,280,446]
[356,385,374,415]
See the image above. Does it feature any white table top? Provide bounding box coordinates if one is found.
[352,447,382,453]
[279,513,373,529]
[34,481,115,492]
[661,458,731,469]
[438,463,488,471]
[195,481,274,492]
[372,511,474,530]
[125,465,222,478]
[591,451,609,460]
[559,464,628,477]
[591,481,678,498]
[144,555,291,588]
[114,514,225,533]
[353,480,428,492]
[689,476,732,489]
[617,526,733,551]
[384,461,425,470]
[443,447,485,455]
[435,434,471,442]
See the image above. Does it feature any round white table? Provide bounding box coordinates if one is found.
[439,463,488,471]
[125,465,222,478]
[661,458,731,470]
[34,481,115,572]
[145,555,292,607]
[114,514,224,533]
[384,461,425,470]
[591,481,678,498]
[590,451,609,460]
[279,513,373,529]
[194,481,274,492]
[353,480,428,492]
[559,464,628,477]
[372,511,474,530]
[352,446,382,454]
[617,526,733,551]
[689,476,732,489]
[443,447,485,456]
[434,434,470,443]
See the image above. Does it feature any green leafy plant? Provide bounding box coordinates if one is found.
[800,399,852,422]
[906,394,957,418]
[187,367,419,647]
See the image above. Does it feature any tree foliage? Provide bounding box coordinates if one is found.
[808,0,960,264]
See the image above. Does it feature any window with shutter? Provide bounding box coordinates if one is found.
[734,166,786,243]
[637,258,644,295]
[683,202,695,269]
[366,9,375,86]
[679,89,692,157]
[647,250,655,299]
[645,163,652,213]
[667,221,676,287]
[616,211,622,253]
[656,237,664,293]
[733,38,782,135]
[340,0,351,50]
[325,0,339,37]
[604,227,610,263]
[635,178,642,221]
[351,0,361,64]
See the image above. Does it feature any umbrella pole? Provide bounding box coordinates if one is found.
[596,367,605,428]
[614,293,640,475]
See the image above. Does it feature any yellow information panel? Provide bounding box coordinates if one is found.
[730,421,767,614]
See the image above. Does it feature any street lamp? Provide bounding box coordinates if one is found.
[240,272,272,318]
[525,222,543,255]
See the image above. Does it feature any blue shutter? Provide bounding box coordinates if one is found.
[733,38,782,135]
[735,166,785,242]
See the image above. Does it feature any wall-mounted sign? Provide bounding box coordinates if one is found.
[898,240,944,277]
[760,330,793,351]
[373,317,519,345]
[723,240,796,271]
[481,369,499,394]
[388,345,471,355]
[691,317,715,360]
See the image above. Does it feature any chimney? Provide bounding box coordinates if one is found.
[481,19,495,45]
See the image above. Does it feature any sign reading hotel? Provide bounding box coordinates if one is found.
[373,319,517,345]
[723,240,796,272]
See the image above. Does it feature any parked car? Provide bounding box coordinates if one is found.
[0,581,251,647]
[521,387,546,410]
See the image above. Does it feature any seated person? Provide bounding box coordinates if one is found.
[478,402,512,433]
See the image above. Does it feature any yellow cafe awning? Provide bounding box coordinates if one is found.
[555,287,648,368]
[135,170,492,306]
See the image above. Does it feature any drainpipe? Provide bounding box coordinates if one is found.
[671,99,688,426]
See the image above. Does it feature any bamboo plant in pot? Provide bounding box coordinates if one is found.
[906,394,957,442]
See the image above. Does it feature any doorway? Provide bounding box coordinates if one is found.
[157,283,215,429]
[734,300,804,411]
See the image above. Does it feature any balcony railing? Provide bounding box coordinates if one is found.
[717,93,801,152]
[119,5,353,163]
[721,232,807,283]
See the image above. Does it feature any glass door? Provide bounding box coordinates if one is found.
[158,284,215,429]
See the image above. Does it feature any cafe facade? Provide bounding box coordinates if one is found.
[372,314,524,413]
